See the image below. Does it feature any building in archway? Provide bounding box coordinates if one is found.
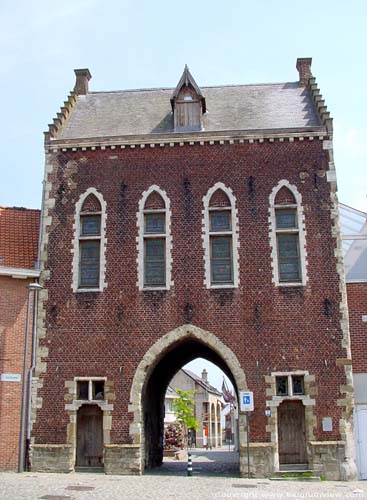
[167,368,223,448]
[30,59,357,479]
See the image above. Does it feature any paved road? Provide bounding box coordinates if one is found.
[148,448,240,476]
[1,471,367,500]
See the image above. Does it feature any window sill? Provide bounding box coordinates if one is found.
[208,284,236,289]
[276,282,304,288]
[75,288,102,293]
[143,286,169,291]
[74,399,106,403]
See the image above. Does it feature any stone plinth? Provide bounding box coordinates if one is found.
[240,442,275,478]
[309,441,356,480]
[31,444,73,473]
[104,444,141,475]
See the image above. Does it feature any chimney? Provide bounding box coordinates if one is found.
[201,369,208,383]
[74,68,92,95]
[296,58,312,86]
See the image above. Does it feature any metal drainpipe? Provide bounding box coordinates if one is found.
[25,284,41,470]
[18,285,32,473]
[18,282,42,473]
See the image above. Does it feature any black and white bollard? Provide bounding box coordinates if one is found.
[187,452,193,476]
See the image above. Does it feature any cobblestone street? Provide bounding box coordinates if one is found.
[1,464,367,500]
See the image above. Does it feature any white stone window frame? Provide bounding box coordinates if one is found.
[202,182,239,289]
[71,188,107,293]
[269,180,308,287]
[269,370,315,406]
[74,376,107,401]
[137,185,173,291]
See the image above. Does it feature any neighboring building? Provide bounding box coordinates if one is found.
[168,368,223,448]
[340,203,367,480]
[164,385,178,425]
[222,403,236,446]
[0,206,40,470]
[30,58,358,479]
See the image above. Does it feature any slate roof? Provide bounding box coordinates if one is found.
[0,207,40,269]
[56,82,322,141]
[182,369,222,397]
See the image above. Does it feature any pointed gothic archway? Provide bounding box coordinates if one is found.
[129,324,248,472]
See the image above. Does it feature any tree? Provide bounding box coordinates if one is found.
[172,389,199,448]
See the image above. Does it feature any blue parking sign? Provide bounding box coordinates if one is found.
[239,391,254,411]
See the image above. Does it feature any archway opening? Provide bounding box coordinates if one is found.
[142,336,240,475]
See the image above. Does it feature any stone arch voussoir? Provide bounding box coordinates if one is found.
[128,324,247,444]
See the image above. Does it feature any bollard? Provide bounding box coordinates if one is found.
[187,451,193,476]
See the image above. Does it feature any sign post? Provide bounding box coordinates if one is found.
[239,391,254,479]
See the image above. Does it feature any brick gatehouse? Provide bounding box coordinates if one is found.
[30,59,357,479]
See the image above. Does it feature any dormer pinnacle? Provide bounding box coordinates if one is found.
[171,65,206,132]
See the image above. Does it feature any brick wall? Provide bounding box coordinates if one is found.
[0,276,33,470]
[347,282,367,373]
[33,139,348,445]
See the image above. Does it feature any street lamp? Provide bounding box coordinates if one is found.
[18,282,43,473]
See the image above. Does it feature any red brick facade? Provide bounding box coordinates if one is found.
[347,283,367,373]
[35,142,345,439]
[0,277,33,469]
[30,62,357,478]
[0,206,40,470]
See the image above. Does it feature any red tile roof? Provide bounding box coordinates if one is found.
[0,207,40,269]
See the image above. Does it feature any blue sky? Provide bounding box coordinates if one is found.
[0,0,366,211]
[1,1,365,388]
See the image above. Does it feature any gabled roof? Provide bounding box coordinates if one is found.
[182,368,222,397]
[171,65,206,112]
[0,207,40,271]
[53,83,322,142]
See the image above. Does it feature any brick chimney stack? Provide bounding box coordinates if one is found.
[74,68,92,95]
[201,369,208,383]
[296,58,312,86]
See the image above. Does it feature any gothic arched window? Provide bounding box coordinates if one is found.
[202,183,239,288]
[72,188,107,292]
[137,185,172,290]
[269,180,307,286]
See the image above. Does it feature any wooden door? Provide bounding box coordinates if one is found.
[76,405,103,467]
[278,400,307,464]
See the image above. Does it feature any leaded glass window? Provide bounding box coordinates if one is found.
[277,234,300,282]
[78,199,102,289]
[207,189,234,286]
[144,239,165,285]
[143,192,167,288]
[211,237,232,283]
[275,206,301,283]
[81,215,101,236]
[276,209,297,229]
[144,213,165,234]
[210,210,231,232]
[80,241,100,287]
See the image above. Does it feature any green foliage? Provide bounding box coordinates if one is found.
[172,389,199,435]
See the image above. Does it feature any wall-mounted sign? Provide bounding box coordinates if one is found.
[1,373,21,382]
[239,391,254,412]
[322,417,333,432]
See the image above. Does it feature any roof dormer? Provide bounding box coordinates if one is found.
[171,65,206,132]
